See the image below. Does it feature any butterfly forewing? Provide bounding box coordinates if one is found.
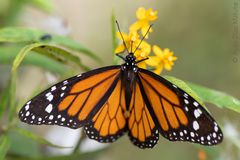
[138,68,223,145]
[19,66,121,129]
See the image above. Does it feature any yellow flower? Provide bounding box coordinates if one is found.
[114,31,140,53]
[114,7,177,74]
[146,45,177,74]
[130,7,158,38]
[114,29,151,69]
[134,41,151,69]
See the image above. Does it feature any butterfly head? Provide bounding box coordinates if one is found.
[126,53,136,63]
[122,52,137,70]
[119,52,138,73]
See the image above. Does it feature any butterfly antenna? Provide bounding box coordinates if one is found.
[116,20,129,54]
[133,24,153,53]
[130,40,133,53]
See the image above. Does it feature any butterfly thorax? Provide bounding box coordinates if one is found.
[121,53,138,111]
[121,53,138,85]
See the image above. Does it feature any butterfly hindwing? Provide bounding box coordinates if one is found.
[19,66,121,129]
[128,80,160,148]
[138,68,223,145]
[84,78,127,143]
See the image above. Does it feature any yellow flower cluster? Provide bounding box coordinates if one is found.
[115,7,177,75]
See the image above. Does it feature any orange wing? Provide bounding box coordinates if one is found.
[128,81,159,148]
[138,69,223,146]
[84,78,127,142]
[19,66,122,129]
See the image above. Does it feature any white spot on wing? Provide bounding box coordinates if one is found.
[25,105,30,111]
[194,109,201,118]
[51,86,56,91]
[60,93,65,97]
[193,101,199,107]
[207,135,211,140]
[46,92,51,97]
[214,126,219,132]
[180,132,183,136]
[47,94,54,102]
[193,121,200,130]
[25,111,30,116]
[183,93,188,98]
[213,132,217,138]
[184,99,189,104]
[63,80,68,85]
[45,104,53,113]
[190,132,195,137]
[49,115,54,120]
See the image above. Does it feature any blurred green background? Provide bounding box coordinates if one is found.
[0,0,240,160]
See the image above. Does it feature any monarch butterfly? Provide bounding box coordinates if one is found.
[18,24,223,149]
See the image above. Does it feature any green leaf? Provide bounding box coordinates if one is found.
[0,44,72,119]
[6,149,104,160]
[188,83,240,113]
[0,85,10,119]
[0,0,26,26]
[164,75,240,113]
[8,71,17,122]
[52,35,102,63]
[8,43,89,121]
[11,43,89,73]
[0,27,101,62]
[0,135,10,160]
[28,0,54,12]
[7,131,41,158]
[13,128,71,148]
[0,45,69,74]
[32,44,90,71]
[0,27,42,42]
[0,0,53,26]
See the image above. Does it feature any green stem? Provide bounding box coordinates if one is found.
[72,129,86,154]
